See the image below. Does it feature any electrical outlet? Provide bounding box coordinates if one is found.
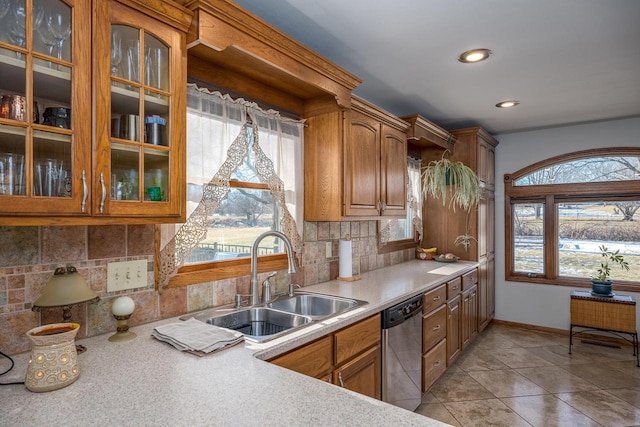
[107,260,148,292]
[326,241,332,258]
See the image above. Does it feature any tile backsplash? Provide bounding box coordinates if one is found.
[0,221,413,355]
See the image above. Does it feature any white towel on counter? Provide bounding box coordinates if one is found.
[152,318,244,356]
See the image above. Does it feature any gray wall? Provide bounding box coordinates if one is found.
[494,117,640,331]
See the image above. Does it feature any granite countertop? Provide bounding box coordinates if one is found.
[0,260,476,427]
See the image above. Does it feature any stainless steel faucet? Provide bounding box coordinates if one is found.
[250,230,298,305]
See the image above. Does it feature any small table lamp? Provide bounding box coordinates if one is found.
[109,296,137,342]
[32,266,100,323]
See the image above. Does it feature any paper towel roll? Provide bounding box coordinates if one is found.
[339,238,352,278]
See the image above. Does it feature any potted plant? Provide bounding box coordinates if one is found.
[422,150,481,253]
[421,150,481,213]
[591,245,630,295]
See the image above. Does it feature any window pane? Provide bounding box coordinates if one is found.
[185,187,281,264]
[513,203,544,273]
[515,156,640,186]
[558,201,640,281]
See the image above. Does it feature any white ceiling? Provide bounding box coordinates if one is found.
[232,0,640,135]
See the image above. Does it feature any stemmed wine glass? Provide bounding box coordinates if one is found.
[7,0,44,58]
[0,0,10,20]
[37,15,57,66]
[47,10,71,63]
[111,30,122,76]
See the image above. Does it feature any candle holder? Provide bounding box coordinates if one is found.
[108,296,137,342]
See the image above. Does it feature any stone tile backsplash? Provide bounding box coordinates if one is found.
[0,221,413,355]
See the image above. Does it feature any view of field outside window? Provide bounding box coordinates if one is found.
[511,154,640,282]
[185,133,282,264]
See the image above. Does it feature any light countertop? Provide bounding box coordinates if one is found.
[0,260,476,426]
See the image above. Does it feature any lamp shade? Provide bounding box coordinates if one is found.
[33,266,99,308]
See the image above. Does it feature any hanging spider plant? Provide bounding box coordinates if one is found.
[421,150,481,213]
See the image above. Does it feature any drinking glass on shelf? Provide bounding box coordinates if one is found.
[47,10,71,62]
[37,16,57,65]
[111,30,122,76]
[123,40,140,83]
[0,0,10,20]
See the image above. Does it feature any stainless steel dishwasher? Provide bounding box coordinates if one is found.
[381,293,423,411]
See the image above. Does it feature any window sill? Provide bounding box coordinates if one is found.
[506,274,640,293]
[166,253,289,288]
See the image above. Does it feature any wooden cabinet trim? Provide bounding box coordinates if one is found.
[447,277,462,300]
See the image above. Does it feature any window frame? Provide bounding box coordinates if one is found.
[504,147,640,292]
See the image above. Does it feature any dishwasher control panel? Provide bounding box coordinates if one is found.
[381,293,424,329]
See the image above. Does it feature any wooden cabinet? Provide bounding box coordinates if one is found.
[422,284,447,392]
[270,335,333,379]
[0,0,188,224]
[305,97,409,221]
[269,314,381,400]
[446,294,461,366]
[422,127,498,332]
[92,0,187,221]
[461,284,478,350]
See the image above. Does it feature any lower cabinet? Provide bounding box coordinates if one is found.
[422,284,447,392]
[446,294,462,366]
[269,313,381,400]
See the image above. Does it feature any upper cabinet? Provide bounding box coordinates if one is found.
[0,0,190,225]
[0,0,91,219]
[92,0,188,221]
[306,97,409,221]
[452,127,497,191]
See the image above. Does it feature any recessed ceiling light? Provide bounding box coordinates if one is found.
[458,48,492,63]
[495,100,520,108]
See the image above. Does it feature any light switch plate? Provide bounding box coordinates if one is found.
[326,242,332,258]
[107,260,148,292]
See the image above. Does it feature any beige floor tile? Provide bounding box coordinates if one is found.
[492,347,555,369]
[504,329,567,348]
[430,371,495,402]
[474,333,520,350]
[558,363,640,389]
[556,389,640,426]
[456,347,509,372]
[415,403,462,426]
[515,366,599,393]
[443,398,531,427]
[607,359,640,379]
[468,369,547,398]
[421,392,440,404]
[604,388,640,409]
[501,394,601,427]
[525,345,593,365]
[569,340,637,363]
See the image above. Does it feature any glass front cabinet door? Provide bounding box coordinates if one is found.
[0,0,91,217]
[93,0,185,220]
[0,0,186,223]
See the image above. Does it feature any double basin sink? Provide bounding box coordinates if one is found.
[185,293,367,342]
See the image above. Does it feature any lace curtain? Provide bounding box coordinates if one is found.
[158,84,305,288]
[379,156,423,245]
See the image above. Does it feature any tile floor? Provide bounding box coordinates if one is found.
[415,323,640,426]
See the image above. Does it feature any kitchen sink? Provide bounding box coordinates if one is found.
[183,293,367,343]
[189,307,312,343]
[267,293,361,317]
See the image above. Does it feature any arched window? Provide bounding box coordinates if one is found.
[504,148,640,291]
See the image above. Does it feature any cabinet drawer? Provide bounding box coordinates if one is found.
[270,335,333,379]
[462,269,478,290]
[423,284,446,314]
[334,314,381,366]
[423,304,446,351]
[447,277,462,299]
[422,338,447,392]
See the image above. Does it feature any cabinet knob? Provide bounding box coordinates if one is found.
[433,324,441,331]
[433,296,441,301]
[433,361,441,367]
